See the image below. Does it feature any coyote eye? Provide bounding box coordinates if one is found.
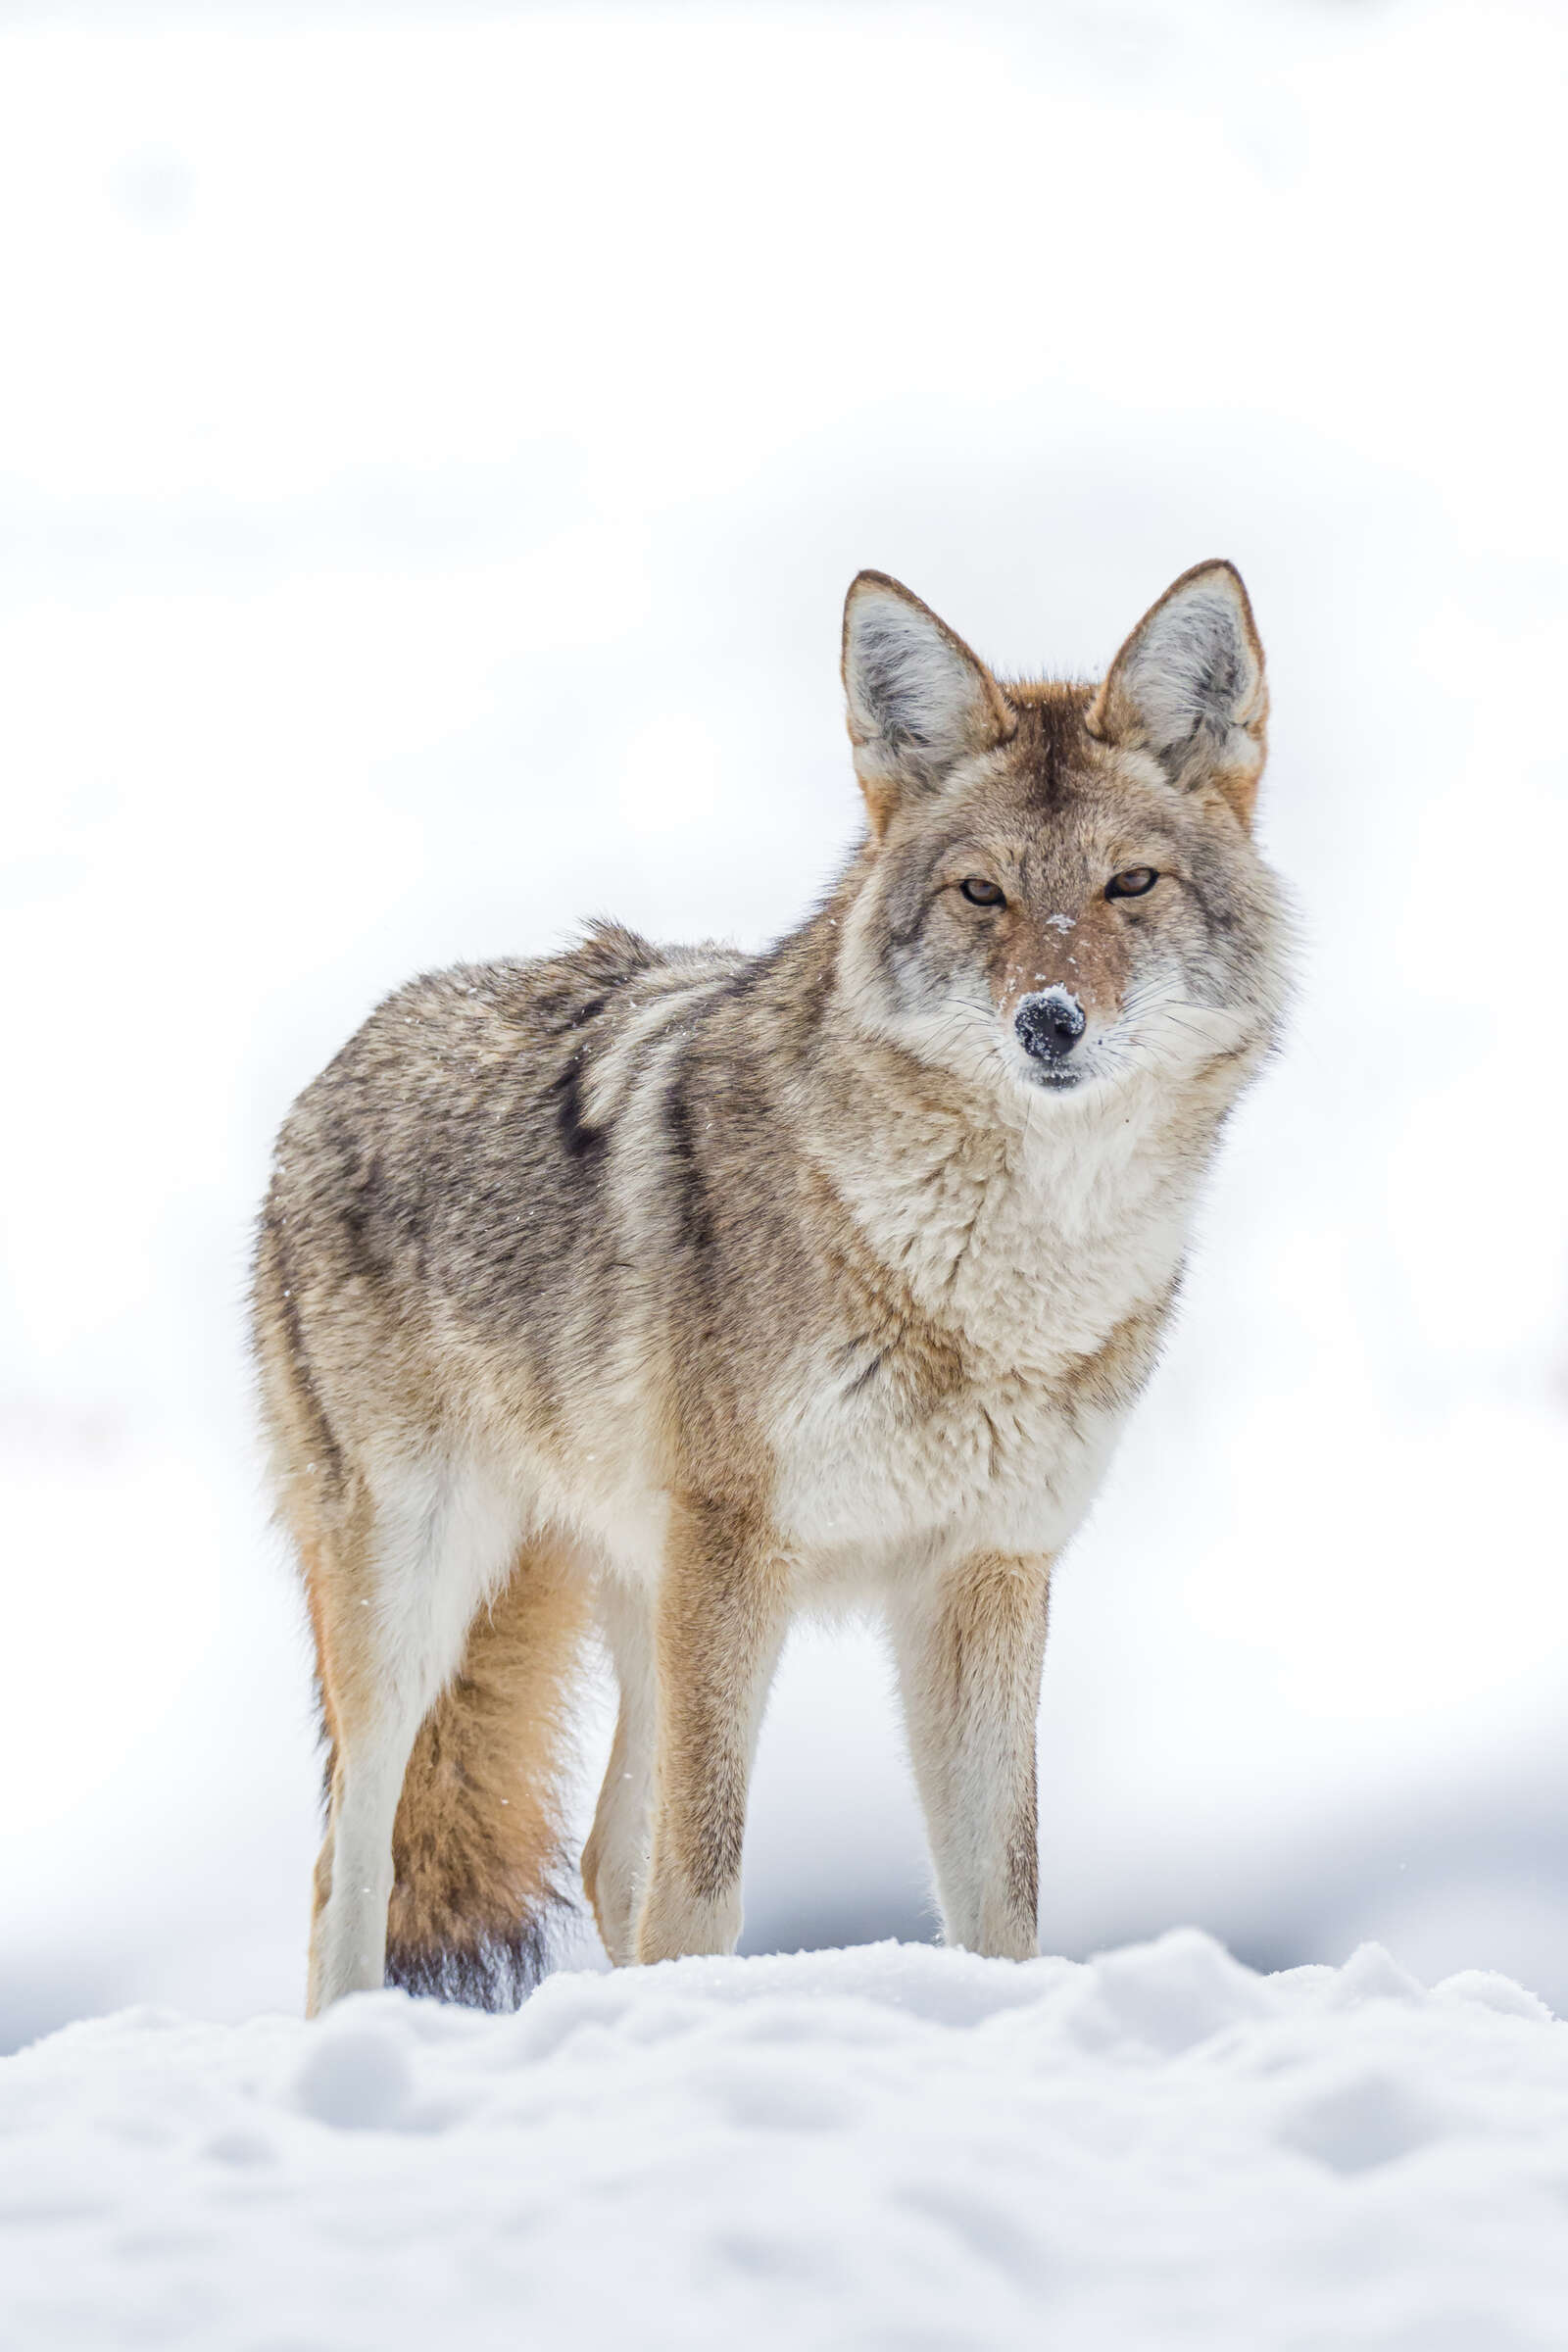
[1105,867,1158,900]
[958,877,1005,907]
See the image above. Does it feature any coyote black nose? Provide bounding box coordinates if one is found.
[1014,989,1086,1063]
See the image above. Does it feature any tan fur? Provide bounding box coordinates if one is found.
[637,1496,791,1962]
[997,895,1132,1029]
[258,1285,587,2012]
[252,560,1290,2012]
[890,1550,1052,1962]
[385,1544,588,1999]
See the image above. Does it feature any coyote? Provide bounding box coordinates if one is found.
[252,561,1288,2014]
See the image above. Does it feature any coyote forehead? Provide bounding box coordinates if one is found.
[253,557,1290,2015]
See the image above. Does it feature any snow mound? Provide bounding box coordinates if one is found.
[5,1932,1567,2349]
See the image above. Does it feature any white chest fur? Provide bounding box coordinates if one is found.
[773,1077,1204,1575]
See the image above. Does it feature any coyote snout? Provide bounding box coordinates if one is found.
[254,555,1290,2017]
[1014,987,1087,1076]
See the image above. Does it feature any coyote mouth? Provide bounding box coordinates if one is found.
[1029,1067,1083,1091]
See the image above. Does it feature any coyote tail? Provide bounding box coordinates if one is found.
[379,1543,590,2006]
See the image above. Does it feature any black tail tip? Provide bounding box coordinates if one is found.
[384,1915,556,2011]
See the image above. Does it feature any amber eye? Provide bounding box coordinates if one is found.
[958,877,1005,907]
[1105,867,1158,900]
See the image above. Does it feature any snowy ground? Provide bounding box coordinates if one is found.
[9,1935,1567,2351]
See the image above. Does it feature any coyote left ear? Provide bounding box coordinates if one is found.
[1087,561,1268,825]
[842,571,1014,832]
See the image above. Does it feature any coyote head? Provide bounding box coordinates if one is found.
[838,562,1288,1106]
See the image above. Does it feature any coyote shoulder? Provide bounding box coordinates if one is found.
[252,561,1289,2013]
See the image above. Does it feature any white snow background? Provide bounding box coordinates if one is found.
[2,0,1567,2337]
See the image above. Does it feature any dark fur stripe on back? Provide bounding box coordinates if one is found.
[554,1050,607,1164]
[663,1051,715,1255]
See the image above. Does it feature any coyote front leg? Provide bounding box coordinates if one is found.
[891,1551,1051,1962]
[635,1499,788,1964]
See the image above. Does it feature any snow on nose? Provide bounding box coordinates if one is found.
[1014,986,1087,1063]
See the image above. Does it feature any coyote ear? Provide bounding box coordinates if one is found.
[842,571,1014,830]
[1087,561,1268,824]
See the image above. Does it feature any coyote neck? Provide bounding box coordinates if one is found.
[797,1015,1215,1371]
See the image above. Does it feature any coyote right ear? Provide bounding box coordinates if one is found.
[842,572,1014,832]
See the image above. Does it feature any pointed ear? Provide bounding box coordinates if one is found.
[842,571,1014,831]
[1087,561,1268,824]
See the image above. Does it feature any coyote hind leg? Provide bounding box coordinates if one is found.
[304,1464,520,2016]
[581,1578,658,1967]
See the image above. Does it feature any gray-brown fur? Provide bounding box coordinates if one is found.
[252,560,1289,2012]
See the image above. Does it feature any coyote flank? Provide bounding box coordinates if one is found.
[252,561,1289,2014]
